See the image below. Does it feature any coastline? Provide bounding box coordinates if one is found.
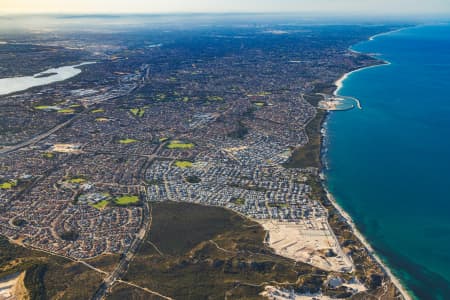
[321,184,413,300]
[333,61,390,96]
[369,28,405,41]
[334,25,421,96]
[321,29,413,300]
[368,25,421,41]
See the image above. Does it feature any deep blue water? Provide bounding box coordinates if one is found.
[326,24,450,300]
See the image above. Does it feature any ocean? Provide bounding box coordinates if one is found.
[326,24,450,300]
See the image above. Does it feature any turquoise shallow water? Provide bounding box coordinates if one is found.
[326,24,450,300]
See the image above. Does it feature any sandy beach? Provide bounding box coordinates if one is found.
[332,28,410,97]
[261,285,334,300]
[368,26,418,41]
[333,26,420,97]
[333,62,390,97]
[322,187,412,300]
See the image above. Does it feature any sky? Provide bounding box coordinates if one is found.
[1,0,450,16]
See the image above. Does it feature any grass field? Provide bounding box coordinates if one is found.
[91,200,109,210]
[114,195,139,206]
[130,108,145,117]
[230,197,245,205]
[34,105,52,110]
[0,180,16,189]
[57,108,75,114]
[67,177,86,184]
[174,160,193,168]
[254,101,266,107]
[95,117,109,122]
[42,152,54,159]
[34,105,55,110]
[166,140,194,149]
[118,138,138,144]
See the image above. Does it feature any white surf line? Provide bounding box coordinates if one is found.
[333,60,392,111]
[327,27,420,300]
[334,62,391,98]
[324,189,412,300]
[345,96,363,110]
[368,25,422,41]
[369,28,405,41]
[333,27,419,107]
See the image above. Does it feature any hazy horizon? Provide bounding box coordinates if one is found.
[1,0,450,17]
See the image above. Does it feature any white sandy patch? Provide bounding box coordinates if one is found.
[259,219,353,272]
[261,285,333,300]
[261,278,366,300]
[51,143,82,153]
[0,272,27,300]
[223,146,248,153]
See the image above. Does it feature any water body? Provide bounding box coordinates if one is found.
[326,25,450,299]
[0,62,95,96]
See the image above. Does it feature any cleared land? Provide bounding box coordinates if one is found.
[259,220,354,273]
[114,195,140,206]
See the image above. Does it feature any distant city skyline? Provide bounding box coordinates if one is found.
[1,0,450,16]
